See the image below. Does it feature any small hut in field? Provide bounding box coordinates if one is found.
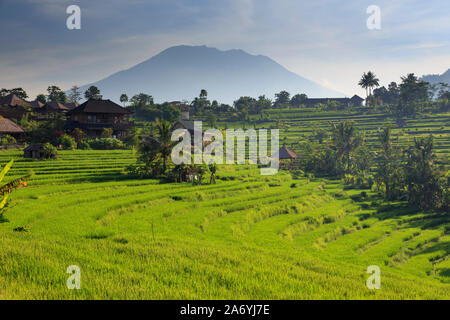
[277,145,298,170]
[23,144,47,159]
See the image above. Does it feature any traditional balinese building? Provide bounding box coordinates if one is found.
[0,94,31,108]
[65,102,79,110]
[276,145,298,170]
[66,99,132,139]
[0,115,25,140]
[28,100,44,109]
[35,101,70,120]
[0,94,32,120]
[303,95,364,108]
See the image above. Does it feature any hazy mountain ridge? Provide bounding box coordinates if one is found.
[79,45,344,104]
[421,69,450,85]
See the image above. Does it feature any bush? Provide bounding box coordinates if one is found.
[77,140,91,150]
[88,138,125,150]
[59,134,76,150]
[0,135,17,146]
[42,143,57,159]
[100,128,113,138]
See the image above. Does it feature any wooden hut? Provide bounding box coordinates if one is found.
[277,146,298,170]
[23,144,45,159]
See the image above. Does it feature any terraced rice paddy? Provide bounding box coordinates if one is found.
[217,109,450,163]
[0,148,448,299]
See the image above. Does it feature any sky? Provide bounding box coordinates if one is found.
[0,0,449,100]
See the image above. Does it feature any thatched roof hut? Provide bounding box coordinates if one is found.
[0,94,31,108]
[277,146,297,160]
[0,116,25,134]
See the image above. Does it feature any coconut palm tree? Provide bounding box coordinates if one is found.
[359,71,380,106]
[331,121,363,174]
[137,119,176,175]
[155,119,175,172]
[120,94,128,107]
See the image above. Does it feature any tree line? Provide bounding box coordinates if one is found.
[296,121,449,212]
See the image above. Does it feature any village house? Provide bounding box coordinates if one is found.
[0,115,25,141]
[0,93,32,120]
[28,100,44,109]
[303,95,364,108]
[276,145,297,170]
[66,99,133,139]
[35,101,70,120]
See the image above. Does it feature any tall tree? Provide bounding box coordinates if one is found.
[8,88,28,100]
[154,120,175,172]
[36,94,47,104]
[331,120,363,175]
[358,71,380,106]
[120,94,129,107]
[404,136,446,211]
[290,93,308,108]
[84,86,102,100]
[398,73,430,115]
[47,86,67,103]
[274,91,290,108]
[68,85,82,103]
[200,89,208,99]
[376,127,403,200]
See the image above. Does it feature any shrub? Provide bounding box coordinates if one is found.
[77,140,91,150]
[0,135,17,146]
[43,143,58,159]
[89,138,125,150]
[59,134,76,150]
[100,128,114,138]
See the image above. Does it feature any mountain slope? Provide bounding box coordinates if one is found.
[421,68,450,85]
[79,45,344,104]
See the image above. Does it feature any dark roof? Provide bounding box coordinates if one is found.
[277,146,297,160]
[68,99,131,115]
[24,144,44,151]
[0,94,31,107]
[305,97,350,103]
[0,116,25,133]
[0,105,30,120]
[28,100,44,108]
[42,101,69,112]
[65,102,79,110]
[350,95,364,101]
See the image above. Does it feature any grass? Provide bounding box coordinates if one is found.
[0,148,448,299]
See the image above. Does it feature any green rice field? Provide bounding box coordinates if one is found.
[0,145,448,299]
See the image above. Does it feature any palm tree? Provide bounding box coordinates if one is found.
[120,94,128,107]
[366,71,380,96]
[331,121,363,174]
[155,120,175,172]
[137,119,176,175]
[209,163,217,184]
[359,71,380,106]
[359,72,369,99]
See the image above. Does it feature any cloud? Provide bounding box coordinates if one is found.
[0,0,449,98]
